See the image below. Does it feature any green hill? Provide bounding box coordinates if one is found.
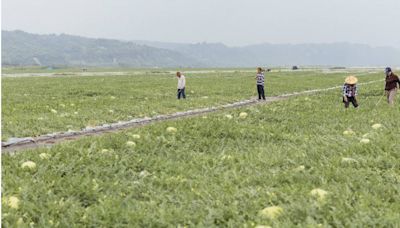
[1,30,200,67]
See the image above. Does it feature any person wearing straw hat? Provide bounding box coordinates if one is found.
[342,76,359,108]
[384,67,400,105]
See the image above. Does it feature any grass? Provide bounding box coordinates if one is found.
[2,79,399,227]
[2,69,381,140]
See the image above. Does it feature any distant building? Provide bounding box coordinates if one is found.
[330,67,346,70]
[292,66,299,70]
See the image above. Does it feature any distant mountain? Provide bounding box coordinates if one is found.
[243,43,400,66]
[135,40,400,67]
[1,30,200,67]
[134,41,245,67]
[2,30,400,67]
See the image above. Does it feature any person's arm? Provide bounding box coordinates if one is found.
[397,76,400,88]
[355,85,358,98]
[343,85,348,101]
[182,77,186,88]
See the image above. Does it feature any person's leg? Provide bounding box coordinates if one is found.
[388,89,397,105]
[177,89,181,99]
[261,85,266,100]
[257,85,262,99]
[344,96,350,108]
[350,97,359,108]
[386,90,390,104]
[182,88,186,99]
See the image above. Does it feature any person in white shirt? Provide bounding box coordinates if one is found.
[176,71,186,99]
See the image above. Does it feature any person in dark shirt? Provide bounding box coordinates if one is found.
[384,67,400,105]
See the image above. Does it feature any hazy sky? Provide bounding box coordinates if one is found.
[2,0,400,47]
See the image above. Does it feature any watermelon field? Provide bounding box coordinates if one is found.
[2,69,380,140]
[2,68,400,227]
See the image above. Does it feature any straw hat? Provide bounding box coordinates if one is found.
[345,76,358,85]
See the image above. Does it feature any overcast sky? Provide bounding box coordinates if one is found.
[2,0,400,47]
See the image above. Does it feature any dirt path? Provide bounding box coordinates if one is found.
[1,79,383,153]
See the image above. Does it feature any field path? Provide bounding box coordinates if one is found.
[2,79,383,153]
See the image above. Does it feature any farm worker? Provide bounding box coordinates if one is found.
[176,71,186,99]
[342,76,359,108]
[384,67,400,105]
[255,67,266,100]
